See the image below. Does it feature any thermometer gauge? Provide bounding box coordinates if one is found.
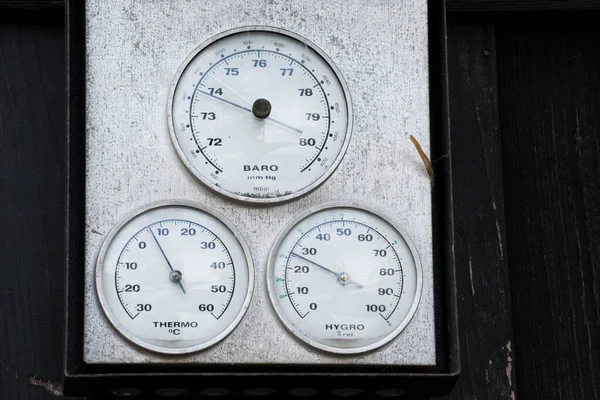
[95,201,253,354]
[267,203,422,354]
[169,26,352,203]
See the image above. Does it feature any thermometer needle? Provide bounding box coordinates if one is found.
[196,90,303,134]
[149,228,187,294]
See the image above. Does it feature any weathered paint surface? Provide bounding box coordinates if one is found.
[84,0,434,365]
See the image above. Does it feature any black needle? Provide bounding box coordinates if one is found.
[149,228,186,294]
[291,252,364,288]
[291,252,340,279]
[195,90,303,134]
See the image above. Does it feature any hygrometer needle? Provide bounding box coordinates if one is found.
[347,280,364,289]
[291,252,339,279]
[291,252,364,288]
[149,228,187,294]
[196,90,303,134]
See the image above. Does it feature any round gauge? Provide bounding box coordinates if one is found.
[169,26,352,203]
[267,203,422,354]
[95,200,254,354]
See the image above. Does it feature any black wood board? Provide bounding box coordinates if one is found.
[447,0,600,12]
[0,0,61,10]
[0,12,67,400]
[497,19,600,400]
[440,23,517,399]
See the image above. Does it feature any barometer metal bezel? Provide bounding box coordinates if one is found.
[167,25,354,204]
[95,199,255,354]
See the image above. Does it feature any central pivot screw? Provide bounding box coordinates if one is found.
[170,270,183,283]
[339,272,350,285]
[252,98,272,119]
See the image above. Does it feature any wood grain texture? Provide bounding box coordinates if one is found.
[0,18,66,400]
[441,23,517,399]
[0,0,61,10]
[497,20,600,400]
[447,0,600,12]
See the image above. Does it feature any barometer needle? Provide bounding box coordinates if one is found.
[149,228,187,294]
[196,90,303,134]
[209,75,251,105]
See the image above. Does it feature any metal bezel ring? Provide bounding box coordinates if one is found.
[95,199,255,354]
[266,201,423,354]
[167,26,354,204]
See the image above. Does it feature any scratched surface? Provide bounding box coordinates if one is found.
[83,0,435,365]
[444,23,517,400]
[0,11,66,400]
[496,18,600,400]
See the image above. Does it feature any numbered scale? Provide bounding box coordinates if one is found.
[95,201,253,354]
[267,203,422,354]
[169,27,352,203]
[96,200,420,355]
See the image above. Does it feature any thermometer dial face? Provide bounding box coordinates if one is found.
[96,201,253,354]
[267,203,422,354]
[169,27,352,203]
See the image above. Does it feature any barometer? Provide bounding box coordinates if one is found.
[169,27,352,203]
[268,203,422,353]
[95,200,254,354]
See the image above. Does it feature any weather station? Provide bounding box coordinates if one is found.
[64,0,458,397]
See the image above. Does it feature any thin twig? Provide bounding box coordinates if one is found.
[410,135,434,185]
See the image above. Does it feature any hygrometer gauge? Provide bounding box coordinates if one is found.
[95,201,254,354]
[169,26,352,203]
[267,203,422,354]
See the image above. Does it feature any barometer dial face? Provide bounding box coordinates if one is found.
[267,203,422,354]
[169,27,352,203]
[95,201,254,354]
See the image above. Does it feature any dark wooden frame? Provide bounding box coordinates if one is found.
[62,0,459,397]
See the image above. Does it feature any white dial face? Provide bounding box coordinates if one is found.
[169,27,352,203]
[268,204,422,354]
[96,201,253,354]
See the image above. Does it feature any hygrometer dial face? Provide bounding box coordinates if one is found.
[169,27,352,203]
[96,201,253,354]
[267,203,422,354]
